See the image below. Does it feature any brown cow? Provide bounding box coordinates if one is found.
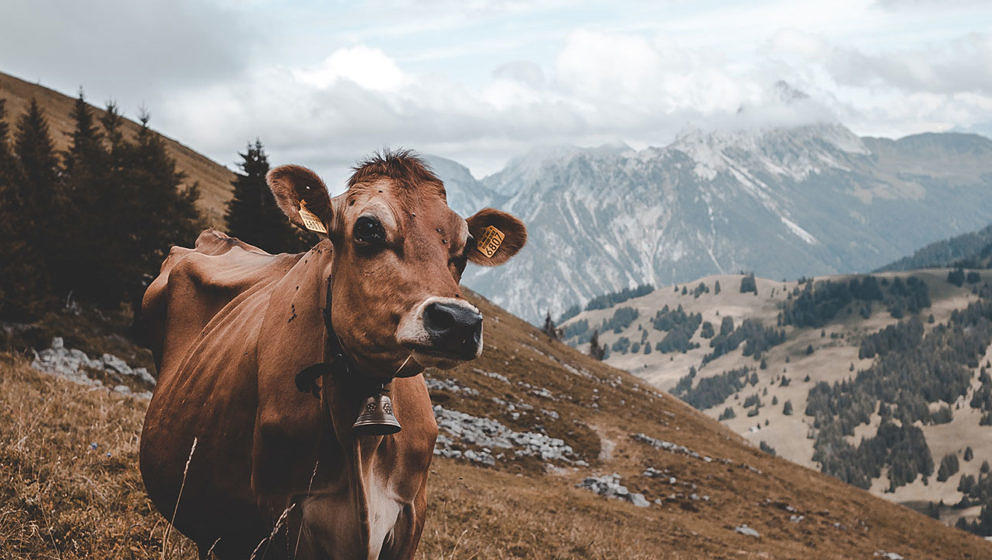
[139,151,526,559]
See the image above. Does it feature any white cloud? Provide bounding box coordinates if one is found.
[7,0,990,180]
[166,24,992,184]
[0,0,252,111]
[825,33,992,95]
[293,47,409,92]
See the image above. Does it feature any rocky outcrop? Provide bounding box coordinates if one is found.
[432,404,585,467]
[30,337,154,399]
[577,473,649,507]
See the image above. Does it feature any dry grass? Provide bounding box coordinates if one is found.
[3,290,992,559]
[0,354,196,559]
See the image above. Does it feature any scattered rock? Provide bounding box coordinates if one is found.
[516,380,560,401]
[432,405,582,467]
[632,432,714,463]
[577,473,649,507]
[735,524,760,538]
[472,368,510,384]
[31,337,154,398]
[529,387,555,400]
[642,467,677,484]
[426,377,480,396]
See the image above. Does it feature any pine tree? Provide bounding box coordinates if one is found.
[69,107,201,309]
[589,329,606,360]
[122,111,201,305]
[542,311,559,340]
[0,98,9,174]
[15,99,61,215]
[0,98,60,319]
[58,91,107,300]
[225,139,310,253]
[64,90,103,176]
[14,98,63,251]
[937,453,960,482]
[70,101,131,306]
[0,97,48,319]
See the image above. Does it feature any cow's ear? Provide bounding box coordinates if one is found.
[465,208,527,266]
[266,165,334,235]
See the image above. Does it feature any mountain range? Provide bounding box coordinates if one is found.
[11,68,992,330]
[430,125,992,323]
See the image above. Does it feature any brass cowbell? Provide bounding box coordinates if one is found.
[353,383,401,435]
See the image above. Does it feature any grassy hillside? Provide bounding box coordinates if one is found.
[0,71,234,225]
[3,287,990,558]
[562,270,992,530]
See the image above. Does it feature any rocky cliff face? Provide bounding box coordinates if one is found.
[432,126,992,322]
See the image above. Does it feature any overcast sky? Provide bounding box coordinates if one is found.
[2,0,992,186]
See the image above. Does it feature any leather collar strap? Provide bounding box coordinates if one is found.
[296,276,405,435]
[295,276,357,397]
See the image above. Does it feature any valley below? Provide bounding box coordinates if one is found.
[562,269,992,533]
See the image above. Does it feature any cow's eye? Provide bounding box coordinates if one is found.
[353,215,386,247]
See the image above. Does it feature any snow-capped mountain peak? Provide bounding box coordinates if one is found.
[430,124,992,323]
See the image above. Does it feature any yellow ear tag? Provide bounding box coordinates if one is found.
[298,200,328,234]
[476,225,505,258]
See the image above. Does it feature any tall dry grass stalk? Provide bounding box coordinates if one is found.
[249,503,295,560]
[293,458,321,557]
[162,437,198,560]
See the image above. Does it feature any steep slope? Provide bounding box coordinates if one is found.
[561,270,992,531]
[881,222,992,272]
[0,71,235,224]
[440,125,992,323]
[5,287,992,558]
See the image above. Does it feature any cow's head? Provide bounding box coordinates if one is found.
[267,151,525,377]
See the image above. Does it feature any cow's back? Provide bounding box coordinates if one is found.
[140,229,299,375]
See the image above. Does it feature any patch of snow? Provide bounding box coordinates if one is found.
[780,216,818,245]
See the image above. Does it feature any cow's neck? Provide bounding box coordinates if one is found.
[296,264,417,556]
[317,372,393,553]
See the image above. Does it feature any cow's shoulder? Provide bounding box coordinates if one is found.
[192,229,271,257]
[140,229,306,371]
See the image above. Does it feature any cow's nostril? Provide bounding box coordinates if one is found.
[426,302,457,329]
[422,302,483,358]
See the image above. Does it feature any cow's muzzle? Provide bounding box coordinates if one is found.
[398,297,483,364]
[423,301,482,359]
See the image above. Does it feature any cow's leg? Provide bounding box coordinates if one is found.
[294,495,368,559]
[380,479,428,560]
